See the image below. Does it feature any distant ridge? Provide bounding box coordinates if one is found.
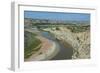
[24,18,90,25]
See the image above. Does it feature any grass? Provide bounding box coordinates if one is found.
[24,31,42,59]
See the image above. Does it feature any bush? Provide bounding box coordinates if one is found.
[56,27,60,30]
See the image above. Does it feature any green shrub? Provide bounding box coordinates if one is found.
[56,27,60,30]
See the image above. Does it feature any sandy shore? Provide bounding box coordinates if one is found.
[25,35,58,61]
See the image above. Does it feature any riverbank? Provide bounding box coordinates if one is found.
[44,27,90,59]
[25,35,59,61]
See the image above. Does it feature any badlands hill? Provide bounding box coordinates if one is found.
[46,26,90,59]
[24,18,90,59]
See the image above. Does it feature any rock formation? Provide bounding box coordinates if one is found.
[47,26,90,59]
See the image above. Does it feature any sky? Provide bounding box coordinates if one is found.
[24,11,90,22]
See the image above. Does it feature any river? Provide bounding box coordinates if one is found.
[40,31,73,60]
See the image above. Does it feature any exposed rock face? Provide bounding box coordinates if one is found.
[46,26,90,59]
[73,30,90,59]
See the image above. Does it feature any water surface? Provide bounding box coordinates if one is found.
[40,31,73,60]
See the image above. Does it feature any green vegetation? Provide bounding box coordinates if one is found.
[67,25,90,33]
[24,31,41,58]
[56,27,60,30]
